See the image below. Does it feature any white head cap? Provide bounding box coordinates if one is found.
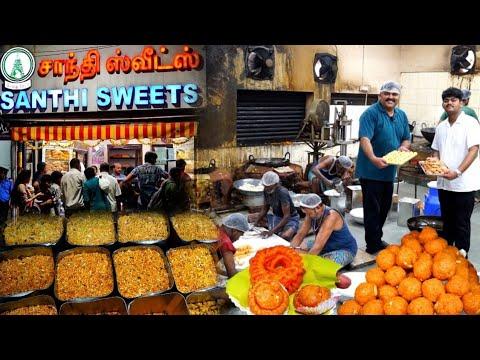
[223,213,250,233]
[299,193,322,208]
[379,81,401,94]
[261,171,280,186]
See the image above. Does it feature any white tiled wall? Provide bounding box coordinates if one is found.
[400,72,480,135]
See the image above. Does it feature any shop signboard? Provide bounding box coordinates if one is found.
[0,45,206,114]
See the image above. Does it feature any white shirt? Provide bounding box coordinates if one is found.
[61,168,86,209]
[99,172,122,212]
[431,112,480,192]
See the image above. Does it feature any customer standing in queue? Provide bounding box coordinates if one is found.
[356,81,411,254]
[123,151,168,210]
[431,87,480,256]
[250,171,300,241]
[61,158,85,216]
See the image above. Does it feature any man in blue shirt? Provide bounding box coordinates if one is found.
[356,81,411,254]
[0,164,13,233]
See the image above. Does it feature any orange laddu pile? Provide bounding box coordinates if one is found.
[338,227,480,315]
[249,245,305,295]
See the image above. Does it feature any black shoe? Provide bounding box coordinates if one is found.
[365,241,390,255]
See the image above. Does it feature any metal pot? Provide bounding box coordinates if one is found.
[233,178,265,207]
[248,152,290,167]
[407,216,444,236]
[420,123,436,144]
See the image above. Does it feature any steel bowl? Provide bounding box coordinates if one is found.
[233,178,264,196]
[407,216,443,233]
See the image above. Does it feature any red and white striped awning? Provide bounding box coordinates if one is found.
[11,121,197,141]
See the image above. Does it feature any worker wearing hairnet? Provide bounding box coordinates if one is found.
[439,88,478,122]
[308,155,355,196]
[290,193,357,267]
[249,171,300,241]
[217,213,250,278]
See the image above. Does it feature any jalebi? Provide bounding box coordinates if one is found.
[249,245,305,294]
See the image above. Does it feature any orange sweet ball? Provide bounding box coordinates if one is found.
[468,264,479,285]
[385,266,407,287]
[443,246,460,259]
[402,237,423,255]
[462,292,480,315]
[413,254,433,281]
[432,255,456,280]
[422,278,446,302]
[366,268,386,287]
[376,250,396,271]
[418,226,438,245]
[434,293,463,315]
[424,238,448,255]
[407,297,434,315]
[470,284,480,295]
[434,250,456,263]
[396,246,417,270]
[409,230,420,238]
[354,282,378,305]
[446,275,470,297]
[378,284,398,301]
[386,244,401,256]
[398,277,422,301]
[361,299,384,315]
[455,263,470,280]
[337,299,362,315]
[383,296,408,315]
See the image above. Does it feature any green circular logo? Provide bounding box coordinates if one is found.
[1,47,36,83]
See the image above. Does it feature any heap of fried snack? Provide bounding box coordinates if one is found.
[113,247,171,298]
[382,150,417,165]
[118,212,169,243]
[188,298,229,315]
[56,251,114,301]
[419,157,448,176]
[0,250,55,297]
[171,212,219,241]
[4,215,63,246]
[167,245,218,293]
[338,227,480,315]
[247,246,306,315]
[67,212,115,246]
[1,305,58,315]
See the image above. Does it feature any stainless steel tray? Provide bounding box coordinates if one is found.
[112,245,174,299]
[166,243,220,294]
[59,296,127,315]
[128,292,189,315]
[170,213,219,244]
[66,213,116,246]
[117,212,169,245]
[0,295,57,315]
[54,246,114,302]
[0,247,55,300]
[3,216,65,247]
[186,287,239,315]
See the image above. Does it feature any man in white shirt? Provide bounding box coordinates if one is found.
[99,163,122,213]
[61,158,86,216]
[431,87,480,255]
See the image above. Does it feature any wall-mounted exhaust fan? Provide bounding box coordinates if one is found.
[246,46,274,80]
[451,45,476,75]
[313,53,338,84]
